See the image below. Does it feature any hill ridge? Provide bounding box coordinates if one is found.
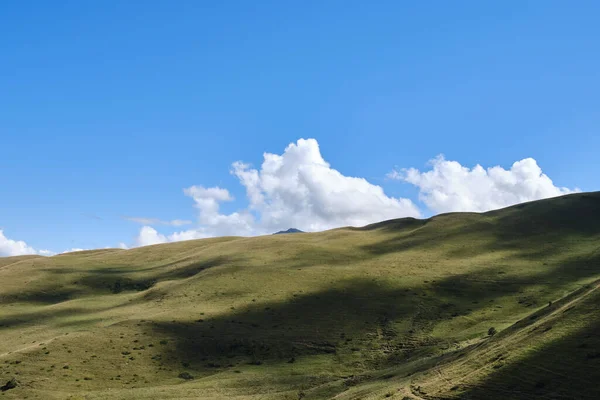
[0,191,599,399]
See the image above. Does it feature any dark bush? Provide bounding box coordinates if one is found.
[0,378,18,392]
[178,372,194,380]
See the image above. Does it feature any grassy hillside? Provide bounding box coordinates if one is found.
[0,192,599,399]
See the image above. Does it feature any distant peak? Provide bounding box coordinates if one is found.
[273,228,304,235]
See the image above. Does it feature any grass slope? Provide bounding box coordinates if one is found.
[0,192,599,399]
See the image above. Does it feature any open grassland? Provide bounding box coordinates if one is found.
[0,192,599,399]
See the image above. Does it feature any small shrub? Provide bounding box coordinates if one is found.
[488,327,497,337]
[0,378,18,392]
[178,372,194,380]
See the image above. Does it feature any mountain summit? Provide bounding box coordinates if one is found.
[273,228,304,235]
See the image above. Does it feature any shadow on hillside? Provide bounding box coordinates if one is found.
[142,270,552,369]
[145,253,600,373]
[453,193,600,262]
[13,256,236,303]
[487,192,600,238]
[84,255,234,293]
[451,297,600,399]
[352,217,428,233]
[424,251,600,317]
[358,213,487,256]
[361,193,600,261]
[0,287,85,305]
[145,278,427,368]
[0,307,97,330]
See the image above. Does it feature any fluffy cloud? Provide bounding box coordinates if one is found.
[0,230,53,257]
[61,248,88,254]
[389,155,578,213]
[135,226,168,247]
[124,217,192,226]
[183,186,256,236]
[134,225,209,247]
[231,139,421,232]
[5,140,582,252]
[131,141,580,248]
[134,139,421,246]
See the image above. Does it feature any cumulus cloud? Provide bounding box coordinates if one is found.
[389,155,578,213]
[0,230,53,257]
[5,140,582,252]
[135,226,168,247]
[124,217,192,226]
[131,141,580,248]
[231,139,421,232]
[61,248,88,254]
[133,138,421,246]
[134,225,209,247]
[183,186,258,236]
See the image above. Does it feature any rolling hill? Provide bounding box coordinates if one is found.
[0,192,599,399]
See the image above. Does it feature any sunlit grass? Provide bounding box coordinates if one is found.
[0,192,599,399]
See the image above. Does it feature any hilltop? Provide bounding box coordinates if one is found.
[0,192,599,399]
[273,228,304,235]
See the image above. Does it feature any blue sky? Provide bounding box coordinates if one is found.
[1,1,599,255]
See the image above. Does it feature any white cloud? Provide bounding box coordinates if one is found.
[390,155,579,213]
[167,229,208,242]
[61,248,87,254]
[135,226,168,247]
[183,185,256,236]
[133,138,421,246]
[231,139,421,232]
[0,230,53,257]
[134,225,210,247]
[124,217,192,226]
[4,140,583,253]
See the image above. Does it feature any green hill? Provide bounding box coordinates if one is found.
[0,192,599,399]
